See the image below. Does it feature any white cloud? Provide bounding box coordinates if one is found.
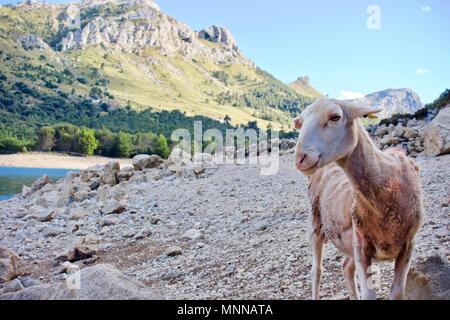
[338,91,365,100]
[416,68,430,75]
[421,6,431,12]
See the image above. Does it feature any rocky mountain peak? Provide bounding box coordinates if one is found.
[81,0,160,11]
[288,75,322,99]
[352,88,423,119]
[198,25,239,51]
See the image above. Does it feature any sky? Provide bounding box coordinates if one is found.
[1,0,449,103]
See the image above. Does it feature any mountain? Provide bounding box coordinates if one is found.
[0,0,311,132]
[351,88,423,119]
[288,76,322,99]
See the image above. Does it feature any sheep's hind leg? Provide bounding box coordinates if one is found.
[342,256,359,300]
[389,240,414,300]
[311,232,324,300]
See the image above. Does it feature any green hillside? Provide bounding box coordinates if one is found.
[0,1,311,134]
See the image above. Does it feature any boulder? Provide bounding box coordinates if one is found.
[100,162,120,186]
[168,148,192,166]
[391,124,405,138]
[403,127,419,140]
[132,155,163,171]
[100,200,127,215]
[0,247,22,284]
[0,264,161,300]
[31,175,49,192]
[380,135,401,147]
[117,167,134,183]
[55,244,97,265]
[422,106,450,156]
[375,125,389,137]
[406,254,450,300]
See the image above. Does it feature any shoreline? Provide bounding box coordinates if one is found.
[0,152,133,170]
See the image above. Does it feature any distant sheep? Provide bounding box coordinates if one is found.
[293,99,423,300]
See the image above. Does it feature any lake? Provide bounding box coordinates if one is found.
[0,167,76,201]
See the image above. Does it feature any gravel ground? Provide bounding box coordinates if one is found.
[0,153,448,300]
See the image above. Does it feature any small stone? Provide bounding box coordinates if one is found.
[100,200,127,215]
[101,214,120,227]
[165,246,182,257]
[181,229,203,241]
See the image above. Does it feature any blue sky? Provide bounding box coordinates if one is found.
[1,0,449,103]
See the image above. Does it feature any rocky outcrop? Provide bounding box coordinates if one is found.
[0,247,22,284]
[58,1,249,66]
[198,25,238,51]
[422,106,450,156]
[0,264,161,300]
[17,34,50,51]
[406,254,450,300]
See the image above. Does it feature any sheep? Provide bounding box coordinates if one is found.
[293,98,423,300]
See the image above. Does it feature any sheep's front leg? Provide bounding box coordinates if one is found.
[311,232,324,300]
[352,227,377,300]
[389,240,414,300]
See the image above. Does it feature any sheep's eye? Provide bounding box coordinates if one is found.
[329,114,341,122]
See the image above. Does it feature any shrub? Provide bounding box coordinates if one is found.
[79,128,99,156]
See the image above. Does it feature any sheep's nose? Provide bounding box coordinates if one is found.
[295,153,308,169]
[295,151,320,172]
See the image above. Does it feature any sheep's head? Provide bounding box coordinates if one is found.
[293,98,381,176]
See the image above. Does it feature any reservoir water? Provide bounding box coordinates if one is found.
[0,167,75,201]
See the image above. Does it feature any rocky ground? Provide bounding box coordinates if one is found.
[0,148,448,300]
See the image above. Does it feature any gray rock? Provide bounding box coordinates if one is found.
[165,246,183,257]
[132,155,163,171]
[17,34,50,51]
[100,200,127,215]
[406,254,450,300]
[101,214,121,227]
[0,246,22,284]
[181,229,203,241]
[1,278,24,294]
[100,162,120,186]
[42,226,65,238]
[1,264,161,300]
[31,175,49,192]
[422,106,450,156]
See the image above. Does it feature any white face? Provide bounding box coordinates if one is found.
[293,99,381,176]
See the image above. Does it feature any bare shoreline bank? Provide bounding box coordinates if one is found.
[0,152,133,170]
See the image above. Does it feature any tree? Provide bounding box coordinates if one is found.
[38,126,55,151]
[79,128,99,156]
[95,128,115,156]
[114,131,133,158]
[133,132,157,155]
[153,134,170,159]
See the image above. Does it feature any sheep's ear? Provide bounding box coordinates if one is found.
[293,117,302,129]
[337,101,382,120]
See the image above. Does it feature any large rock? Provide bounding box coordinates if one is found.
[0,264,161,300]
[422,106,450,156]
[132,155,163,171]
[406,254,450,300]
[100,162,120,186]
[0,247,22,284]
[168,148,192,166]
[100,200,127,215]
[31,175,49,192]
